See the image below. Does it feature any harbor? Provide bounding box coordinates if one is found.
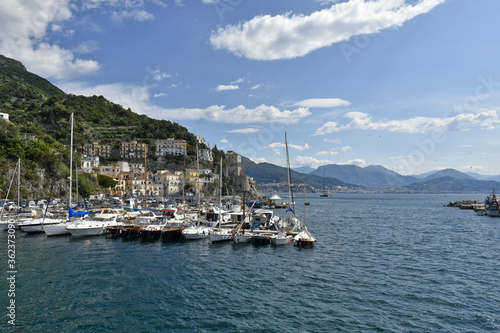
[1,193,498,332]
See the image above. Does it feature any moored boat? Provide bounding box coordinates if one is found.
[294,227,317,246]
[66,213,119,237]
[182,221,210,240]
[484,189,500,217]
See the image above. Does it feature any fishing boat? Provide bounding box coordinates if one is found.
[484,188,500,217]
[161,220,184,240]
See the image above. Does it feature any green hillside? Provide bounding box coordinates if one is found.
[0,55,207,200]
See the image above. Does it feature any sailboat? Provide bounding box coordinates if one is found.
[43,113,90,237]
[209,157,233,243]
[320,168,331,197]
[270,133,295,246]
[293,192,316,246]
[182,145,210,240]
[46,113,91,236]
[0,159,35,230]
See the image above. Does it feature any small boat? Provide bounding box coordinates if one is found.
[294,227,317,246]
[19,218,66,234]
[232,232,253,243]
[161,221,184,240]
[484,188,500,217]
[270,228,293,246]
[182,221,210,240]
[251,232,274,245]
[66,214,119,237]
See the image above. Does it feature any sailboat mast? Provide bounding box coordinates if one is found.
[196,144,201,219]
[17,158,20,210]
[144,151,147,210]
[69,113,73,209]
[285,132,295,214]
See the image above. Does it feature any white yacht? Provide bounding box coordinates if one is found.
[66,214,119,237]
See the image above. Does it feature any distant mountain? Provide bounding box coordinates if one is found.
[466,172,500,182]
[403,176,500,193]
[312,164,418,188]
[422,168,475,181]
[241,157,360,191]
[292,166,315,174]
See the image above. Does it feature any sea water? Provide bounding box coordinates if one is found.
[1,193,499,332]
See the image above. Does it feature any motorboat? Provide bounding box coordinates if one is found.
[66,214,119,237]
[182,221,210,240]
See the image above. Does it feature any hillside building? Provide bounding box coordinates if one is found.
[0,112,9,121]
[84,141,111,158]
[121,141,147,159]
[81,155,100,173]
[155,138,187,157]
[199,149,213,162]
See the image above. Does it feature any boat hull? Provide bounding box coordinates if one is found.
[66,225,106,237]
[44,223,71,236]
[161,227,183,240]
[209,230,232,243]
[20,220,63,234]
[182,227,209,240]
[233,233,252,243]
[485,209,500,217]
[271,235,292,245]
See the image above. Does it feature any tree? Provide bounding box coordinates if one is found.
[97,174,116,189]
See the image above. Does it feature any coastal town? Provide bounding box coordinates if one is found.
[81,138,260,201]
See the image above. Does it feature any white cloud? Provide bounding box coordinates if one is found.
[73,40,99,54]
[231,78,245,84]
[226,128,261,134]
[268,142,310,155]
[268,142,310,151]
[316,150,339,156]
[61,81,151,113]
[294,98,351,108]
[251,84,262,90]
[316,145,350,156]
[161,104,310,124]
[0,0,100,79]
[314,110,500,135]
[111,10,154,23]
[210,0,445,60]
[216,84,239,91]
[293,156,334,168]
[344,159,366,167]
[61,81,311,124]
[220,138,229,143]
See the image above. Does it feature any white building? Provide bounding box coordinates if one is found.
[155,138,187,156]
[199,149,213,162]
[0,112,9,121]
[81,155,100,173]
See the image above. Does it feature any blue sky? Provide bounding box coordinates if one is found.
[1,0,500,175]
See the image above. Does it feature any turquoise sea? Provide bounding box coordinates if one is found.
[1,193,499,332]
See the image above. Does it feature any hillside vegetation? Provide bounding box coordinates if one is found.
[0,55,209,200]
